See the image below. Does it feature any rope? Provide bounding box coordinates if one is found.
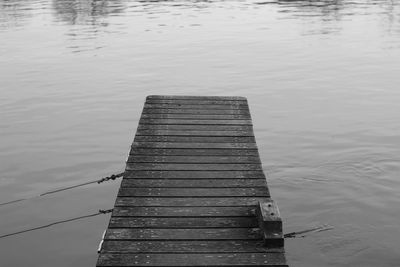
[0,209,113,239]
[0,172,124,207]
[284,224,334,238]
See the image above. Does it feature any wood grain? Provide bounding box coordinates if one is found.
[123,170,266,179]
[112,206,256,217]
[130,148,260,156]
[96,95,286,267]
[105,228,262,240]
[146,95,247,101]
[139,119,253,125]
[132,142,258,149]
[97,253,287,266]
[114,197,269,207]
[109,217,258,228]
[142,108,251,115]
[127,155,260,164]
[141,113,251,120]
[117,187,269,197]
[137,124,254,131]
[101,240,283,253]
[144,104,249,110]
[136,129,254,137]
[133,136,256,143]
[121,178,267,188]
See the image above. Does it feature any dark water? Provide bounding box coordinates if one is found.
[1,0,400,266]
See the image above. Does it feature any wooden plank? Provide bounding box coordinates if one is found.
[121,179,267,188]
[97,253,287,266]
[142,108,251,115]
[127,155,260,164]
[132,142,258,149]
[112,206,255,217]
[146,95,247,101]
[126,163,262,171]
[104,228,262,240]
[137,124,253,131]
[145,100,248,105]
[101,240,283,253]
[118,188,269,197]
[109,217,258,228]
[130,148,260,156]
[144,102,248,107]
[144,104,249,110]
[134,136,256,143]
[139,119,253,125]
[136,130,254,137]
[97,95,287,267]
[141,114,250,120]
[115,197,268,207]
[123,170,266,179]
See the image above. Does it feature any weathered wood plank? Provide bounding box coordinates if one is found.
[109,217,258,228]
[139,119,253,125]
[118,188,269,197]
[98,253,287,266]
[134,136,256,143]
[127,155,260,164]
[97,253,287,267]
[141,114,250,120]
[144,104,249,110]
[97,253,286,267]
[97,253,287,266]
[126,163,262,171]
[101,240,284,253]
[105,228,262,240]
[142,108,251,115]
[123,170,266,179]
[147,95,247,101]
[97,95,287,267]
[121,179,267,188]
[130,148,260,156]
[146,100,248,105]
[132,142,258,149]
[112,206,255,217]
[136,129,254,137]
[125,162,263,171]
[137,124,253,131]
[115,197,268,207]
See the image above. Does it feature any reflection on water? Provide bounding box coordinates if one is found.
[0,0,34,29]
[1,0,400,266]
[1,0,399,41]
[272,0,400,36]
[52,0,125,25]
[1,0,399,35]
[51,0,127,52]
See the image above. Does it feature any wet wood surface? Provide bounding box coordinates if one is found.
[96,95,287,267]
[101,240,284,253]
[121,178,267,187]
[98,253,287,266]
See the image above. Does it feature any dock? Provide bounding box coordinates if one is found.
[97,95,288,267]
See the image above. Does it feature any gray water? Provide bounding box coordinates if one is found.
[1,0,400,266]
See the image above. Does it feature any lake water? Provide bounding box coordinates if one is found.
[1,0,400,266]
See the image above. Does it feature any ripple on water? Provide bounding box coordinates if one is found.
[1,0,400,266]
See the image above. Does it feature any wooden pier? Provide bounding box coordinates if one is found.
[97,95,288,267]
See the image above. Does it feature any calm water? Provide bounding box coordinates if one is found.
[1,0,400,266]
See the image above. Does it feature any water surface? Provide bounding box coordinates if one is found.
[1,0,400,266]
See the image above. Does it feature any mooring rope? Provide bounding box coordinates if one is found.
[0,209,113,239]
[0,172,124,207]
[284,224,334,238]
